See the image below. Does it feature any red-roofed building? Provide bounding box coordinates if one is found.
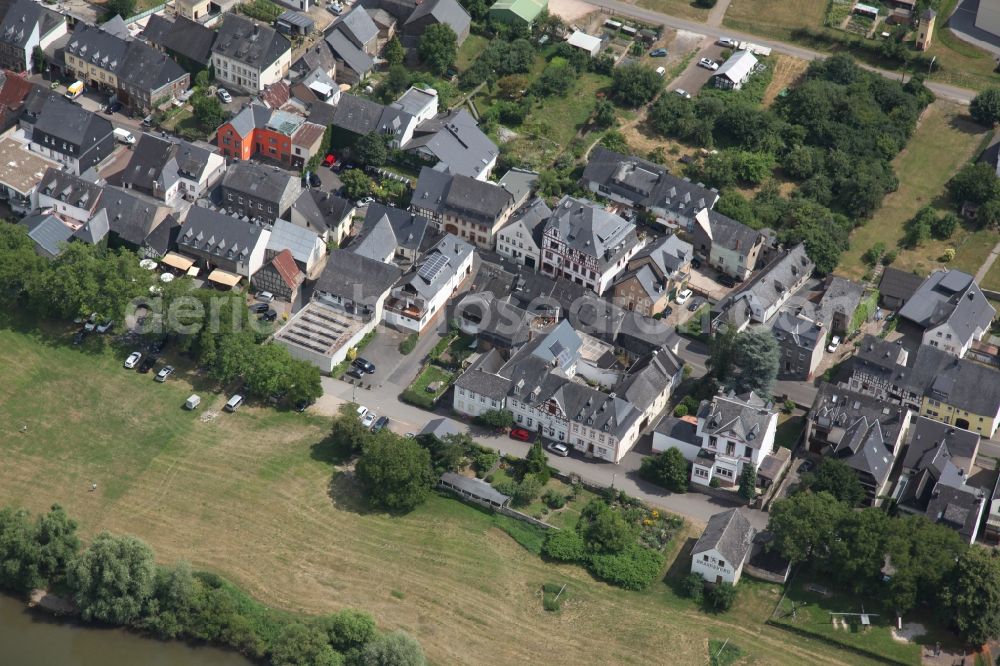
[251,248,305,302]
[0,70,37,133]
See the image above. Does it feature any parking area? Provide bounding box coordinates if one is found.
[667,42,728,96]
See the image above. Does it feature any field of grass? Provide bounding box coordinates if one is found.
[399,364,454,408]
[836,102,991,281]
[774,414,805,450]
[770,576,922,664]
[722,0,828,41]
[455,34,488,72]
[0,319,918,665]
[634,0,710,22]
[980,254,1000,292]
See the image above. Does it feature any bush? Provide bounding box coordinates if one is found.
[494,479,518,497]
[587,544,665,591]
[543,489,566,509]
[513,474,543,507]
[782,399,796,414]
[707,582,737,611]
[473,449,499,477]
[673,404,688,417]
[399,334,418,355]
[541,529,586,562]
[638,448,689,493]
[476,409,514,429]
[679,572,705,601]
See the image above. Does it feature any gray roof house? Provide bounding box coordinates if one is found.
[772,311,825,381]
[26,93,114,175]
[0,0,66,73]
[612,233,693,314]
[419,417,464,439]
[313,248,402,316]
[353,203,429,263]
[691,508,756,585]
[178,207,271,278]
[895,417,986,544]
[383,232,475,332]
[220,162,302,222]
[404,108,499,181]
[400,0,470,45]
[289,188,355,245]
[582,146,719,229]
[266,218,325,274]
[897,269,995,357]
[494,197,550,269]
[879,267,924,310]
[410,166,515,248]
[100,186,172,249]
[332,6,379,54]
[805,276,865,336]
[141,14,216,68]
[730,244,814,324]
[806,383,911,503]
[20,211,73,258]
[325,24,375,84]
[211,15,291,92]
[691,208,765,281]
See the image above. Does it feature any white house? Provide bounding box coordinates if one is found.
[266,219,326,275]
[691,509,757,585]
[495,198,550,270]
[713,50,759,91]
[690,390,778,488]
[383,233,475,333]
[566,30,601,57]
[898,269,995,359]
[211,15,291,92]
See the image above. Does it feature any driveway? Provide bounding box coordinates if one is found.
[667,43,727,95]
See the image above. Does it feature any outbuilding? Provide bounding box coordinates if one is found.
[691,508,756,585]
[713,50,759,90]
[488,0,547,26]
[185,394,201,410]
[566,30,602,57]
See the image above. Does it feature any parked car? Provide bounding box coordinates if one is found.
[698,58,719,71]
[323,153,337,168]
[655,66,666,77]
[372,416,389,433]
[687,298,701,312]
[260,309,278,322]
[356,405,368,420]
[304,171,321,188]
[675,288,693,305]
[827,335,841,353]
[83,313,98,332]
[96,320,113,334]
[361,412,376,428]
[124,351,142,369]
[353,357,375,374]
[257,291,274,302]
[510,428,532,442]
[155,365,174,382]
[717,274,739,288]
[649,47,668,57]
[674,88,692,99]
[249,302,269,314]
[141,114,154,126]
[547,442,570,457]
[138,356,158,373]
[104,101,122,114]
[662,306,673,317]
[224,394,244,412]
[217,88,232,104]
[356,196,374,207]
[717,37,737,47]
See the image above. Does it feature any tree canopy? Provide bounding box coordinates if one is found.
[68,533,157,625]
[970,87,1000,127]
[417,24,457,75]
[356,435,435,513]
[710,328,779,396]
[638,448,689,492]
[610,64,662,108]
[799,458,865,506]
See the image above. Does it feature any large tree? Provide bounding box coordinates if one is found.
[356,435,434,512]
[341,169,372,200]
[417,24,457,75]
[767,491,846,564]
[0,224,45,305]
[0,507,43,594]
[947,162,1000,206]
[800,458,865,506]
[269,622,341,666]
[970,87,1000,126]
[727,328,779,396]
[33,504,79,584]
[638,448,689,493]
[941,547,1000,647]
[358,631,426,666]
[68,533,157,625]
[354,132,388,167]
[580,500,635,554]
[383,36,404,67]
[610,63,662,108]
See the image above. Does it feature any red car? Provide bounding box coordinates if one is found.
[323,153,337,168]
[509,428,532,442]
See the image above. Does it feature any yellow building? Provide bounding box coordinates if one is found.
[920,396,1000,439]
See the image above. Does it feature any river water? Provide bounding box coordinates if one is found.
[0,594,253,666]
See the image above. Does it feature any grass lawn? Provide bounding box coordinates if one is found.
[722,0,828,41]
[0,320,917,666]
[836,102,991,281]
[770,576,923,664]
[980,255,1000,292]
[774,414,805,451]
[634,0,710,22]
[399,364,454,408]
[455,34,488,72]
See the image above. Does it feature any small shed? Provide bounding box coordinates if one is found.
[713,50,759,91]
[566,30,602,57]
[488,0,547,26]
[439,472,511,509]
[853,2,879,18]
[185,394,201,410]
[276,10,316,35]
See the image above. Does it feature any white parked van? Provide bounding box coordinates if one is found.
[224,394,244,412]
[113,128,136,145]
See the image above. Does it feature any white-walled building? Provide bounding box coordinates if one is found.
[689,391,778,488]
[383,233,475,333]
[495,198,550,270]
[211,15,292,92]
[691,508,756,585]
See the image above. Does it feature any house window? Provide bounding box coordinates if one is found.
[703,555,709,562]
[744,446,752,458]
[718,560,725,568]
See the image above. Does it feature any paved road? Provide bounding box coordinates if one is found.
[581,0,976,103]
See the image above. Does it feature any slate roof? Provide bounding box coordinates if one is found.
[391,86,438,118]
[73,208,109,245]
[738,244,814,317]
[292,189,353,234]
[698,390,774,444]
[122,133,177,192]
[500,197,549,248]
[357,202,428,255]
[878,267,924,306]
[405,108,498,179]
[893,344,1000,416]
[497,167,537,204]
[292,40,339,78]
[141,14,215,66]
[898,269,995,345]
[631,232,691,278]
[412,166,513,223]
[454,347,510,399]
[546,195,639,271]
[267,219,320,265]
[806,276,865,329]
[179,207,268,261]
[315,248,402,305]
[331,93,384,135]
[101,187,167,247]
[851,334,908,379]
[692,508,756,566]
[772,311,823,350]
[618,346,683,412]
[903,416,980,475]
[699,208,761,254]
[141,213,179,255]
[582,145,718,216]
[0,0,62,50]
[221,162,299,206]
[395,232,474,300]
[420,417,464,439]
[809,383,907,489]
[21,212,71,257]
[404,0,470,37]
[228,103,271,138]
[335,6,379,46]
[212,14,290,70]
[31,93,113,150]
[65,23,129,74]
[653,415,699,446]
[37,167,103,210]
[325,28,374,76]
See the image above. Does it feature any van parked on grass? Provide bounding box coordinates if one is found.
[224,394,244,412]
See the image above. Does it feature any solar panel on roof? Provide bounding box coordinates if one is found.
[418,253,450,283]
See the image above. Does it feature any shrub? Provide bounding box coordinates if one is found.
[513,474,543,507]
[782,399,795,414]
[673,403,688,417]
[709,478,721,488]
[587,544,665,591]
[543,489,566,509]
[882,250,897,266]
[541,529,586,562]
[399,334,418,355]
[473,449,499,477]
[493,479,518,497]
[679,572,705,601]
[707,582,737,611]
[476,409,514,429]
